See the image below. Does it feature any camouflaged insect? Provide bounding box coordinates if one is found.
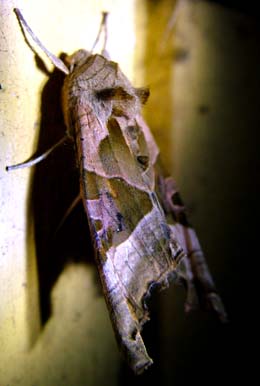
[8,9,227,374]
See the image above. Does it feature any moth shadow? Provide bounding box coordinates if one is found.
[27,55,97,331]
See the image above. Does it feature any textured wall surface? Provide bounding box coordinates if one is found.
[0,0,257,385]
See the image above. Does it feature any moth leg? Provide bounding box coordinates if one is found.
[14,8,69,74]
[6,135,69,171]
[158,175,228,322]
[55,194,82,234]
[174,249,200,312]
[174,224,227,322]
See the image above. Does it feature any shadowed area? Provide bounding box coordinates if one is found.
[27,56,97,327]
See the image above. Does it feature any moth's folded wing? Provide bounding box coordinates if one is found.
[155,174,228,322]
[75,105,185,372]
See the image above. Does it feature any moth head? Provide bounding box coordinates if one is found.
[63,49,92,73]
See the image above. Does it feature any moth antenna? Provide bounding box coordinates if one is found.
[13,8,69,75]
[91,11,109,56]
[159,0,184,53]
[6,136,69,171]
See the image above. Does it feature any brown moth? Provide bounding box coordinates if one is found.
[7,9,227,374]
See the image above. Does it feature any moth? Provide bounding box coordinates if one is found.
[7,9,227,374]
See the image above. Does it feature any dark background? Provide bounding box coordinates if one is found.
[124,1,258,385]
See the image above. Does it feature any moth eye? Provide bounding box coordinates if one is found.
[137,155,149,170]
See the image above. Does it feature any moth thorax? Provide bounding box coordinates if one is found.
[64,49,92,72]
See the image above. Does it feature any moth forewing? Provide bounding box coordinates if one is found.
[8,8,227,375]
[61,50,186,373]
